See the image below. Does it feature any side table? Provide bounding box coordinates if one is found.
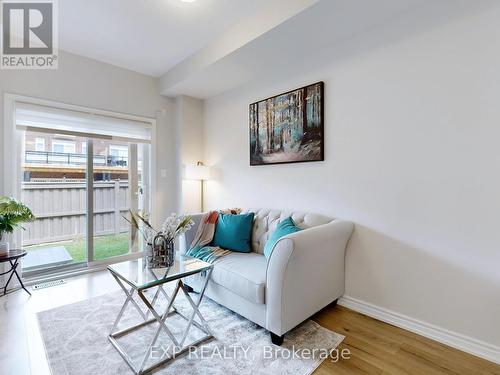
[0,249,31,296]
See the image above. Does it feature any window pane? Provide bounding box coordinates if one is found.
[21,130,87,273]
[35,137,45,151]
[91,138,148,261]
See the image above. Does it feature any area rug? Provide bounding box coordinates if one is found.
[37,287,344,375]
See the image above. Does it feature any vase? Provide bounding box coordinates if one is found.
[148,234,175,268]
[145,242,153,267]
[0,241,9,257]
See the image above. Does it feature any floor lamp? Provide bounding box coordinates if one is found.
[184,162,211,212]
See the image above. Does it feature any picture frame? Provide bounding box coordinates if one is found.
[249,81,324,166]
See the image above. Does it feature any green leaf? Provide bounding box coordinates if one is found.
[174,215,192,236]
[0,196,34,236]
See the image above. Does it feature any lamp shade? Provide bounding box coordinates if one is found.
[185,164,211,180]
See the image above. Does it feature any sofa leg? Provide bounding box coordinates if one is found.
[331,298,338,308]
[270,332,284,346]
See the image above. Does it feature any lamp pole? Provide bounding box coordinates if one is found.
[200,179,204,212]
[185,161,209,213]
[197,161,205,212]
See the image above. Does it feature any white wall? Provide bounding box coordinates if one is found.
[202,2,500,357]
[0,50,177,227]
[173,96,204,214]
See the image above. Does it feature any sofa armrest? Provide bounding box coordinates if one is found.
[265,219,354,335]
[178,212,205,254]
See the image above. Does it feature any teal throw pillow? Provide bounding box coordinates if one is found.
[264,217,302,259]
[212,212,254,252]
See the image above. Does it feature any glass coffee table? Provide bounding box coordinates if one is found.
[107,255,214,375]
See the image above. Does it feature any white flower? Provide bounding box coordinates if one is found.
[157,213,193,240]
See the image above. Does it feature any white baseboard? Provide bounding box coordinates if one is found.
[339,295,500,365]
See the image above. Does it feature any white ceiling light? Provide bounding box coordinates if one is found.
[181,0,196,2]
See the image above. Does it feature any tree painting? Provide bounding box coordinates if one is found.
[249,82,324,165]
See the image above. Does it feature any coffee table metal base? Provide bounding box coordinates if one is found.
[108,269,213,375]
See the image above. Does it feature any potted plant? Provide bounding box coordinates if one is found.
[124,210,194,267]
[0,196,35,256]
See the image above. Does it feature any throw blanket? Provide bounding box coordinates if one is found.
[186,211,231,263]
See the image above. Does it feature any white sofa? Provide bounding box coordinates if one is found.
[179,209,354,345]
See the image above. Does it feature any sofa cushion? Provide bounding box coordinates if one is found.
[263,217,302,259]
[212,212,254,252]
[209,252,267,304]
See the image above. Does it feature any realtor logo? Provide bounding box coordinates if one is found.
[1,0,58,69]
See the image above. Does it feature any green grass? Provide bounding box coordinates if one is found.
[28,233,130,263]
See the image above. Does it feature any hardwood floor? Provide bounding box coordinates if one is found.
[0,271,498,375]
[313,304,500,374]
[0,270,119,375]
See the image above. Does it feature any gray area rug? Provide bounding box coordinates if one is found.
[37,287,344,375]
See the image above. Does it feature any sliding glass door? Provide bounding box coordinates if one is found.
[89,138,149,261]
[16,102,152,275]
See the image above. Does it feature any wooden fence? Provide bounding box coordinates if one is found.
[21,181,130,246]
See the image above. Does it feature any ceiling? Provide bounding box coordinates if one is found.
[58,0,480,98]
[59,0,269,77]
[158,0,492,98]
[159,0,424,97]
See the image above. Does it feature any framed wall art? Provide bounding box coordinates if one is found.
[249,81,324,166]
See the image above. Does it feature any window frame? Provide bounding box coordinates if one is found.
[51,139,76,154]
[3,93,158,281]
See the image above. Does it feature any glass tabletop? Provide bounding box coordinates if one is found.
[107,255,213,290]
